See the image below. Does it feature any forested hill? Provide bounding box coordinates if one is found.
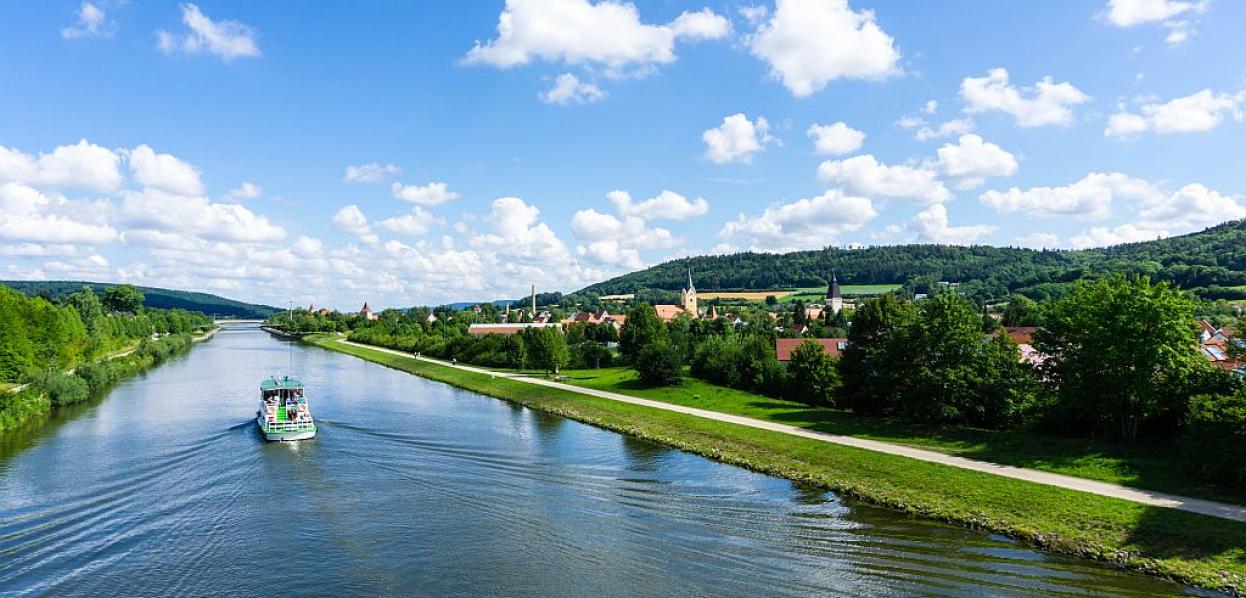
[1,281,279,319]
[579,219,1246,301]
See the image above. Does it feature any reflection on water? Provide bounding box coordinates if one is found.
[0,326,1223,597]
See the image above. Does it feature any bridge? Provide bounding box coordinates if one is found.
[214,319,265,325]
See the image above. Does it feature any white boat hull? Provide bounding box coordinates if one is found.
[256,414,316,441]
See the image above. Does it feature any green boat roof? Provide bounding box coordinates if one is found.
[261,376,304,390]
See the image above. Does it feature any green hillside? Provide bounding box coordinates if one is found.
[578,220,1246,303]
[1,281,279,319]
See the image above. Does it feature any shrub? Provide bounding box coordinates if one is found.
[30,370,90,407]
[635,341,683,386]
[1181,391,1246,489]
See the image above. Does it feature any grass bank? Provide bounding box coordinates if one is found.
[560,367,1243,506]
[0,330,213,436]
[309,334,1246,595]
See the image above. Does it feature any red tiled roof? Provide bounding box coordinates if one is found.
[654,305,687,322]
[775,338,847,361]
[1003,326,1038,345]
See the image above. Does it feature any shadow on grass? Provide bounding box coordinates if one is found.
[1123,505,1246,566]
[756,402,1243,506]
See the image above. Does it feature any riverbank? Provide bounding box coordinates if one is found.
[308,334,1246,595]
[0,327,218,436]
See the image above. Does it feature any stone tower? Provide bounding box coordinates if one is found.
[680,268,698,316]
[825,273,842,314]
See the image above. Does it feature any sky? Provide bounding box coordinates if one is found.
[2,0,1245,310]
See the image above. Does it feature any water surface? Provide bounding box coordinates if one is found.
[0,326,1219,596]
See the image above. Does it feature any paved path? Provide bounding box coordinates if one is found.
[340,338,1246,523]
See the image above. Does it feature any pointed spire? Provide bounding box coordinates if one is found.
[826,272,841,300]
[686,266,695,293]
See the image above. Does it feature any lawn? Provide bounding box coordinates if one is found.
[559,366,1243,506]
[777,284,901,302]
[309,336,1246,594]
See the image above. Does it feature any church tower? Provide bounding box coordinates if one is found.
[825,273,843,314]
[680,268,698,316]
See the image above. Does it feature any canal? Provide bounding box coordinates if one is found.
[0,326,1219,596]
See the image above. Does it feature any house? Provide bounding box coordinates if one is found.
[359,302,378,321]
[1200,321,1243,373]
[561,309,626,329]
[654,268,699,323]
[775,338,848,361]
[1000,326,1044,366]
[467,322,562,337]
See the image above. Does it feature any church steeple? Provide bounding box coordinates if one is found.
[686,267,695,293]
[680,266,698,316]
[825,273,843,314]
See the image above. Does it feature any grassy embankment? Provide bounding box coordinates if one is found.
[309,334,1246,594]
[561,367,1242,506]
[777,283,902,303]
[0,329,214,435]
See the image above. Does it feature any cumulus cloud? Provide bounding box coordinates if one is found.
[935,134,1018,189]
[719,189,877,251]
[961,68,1088,127]
[462,0,728,75]
[748,0,901,97]
[1069,224,1166,249]
[378,207,438,237]
[224,182,262,201]
[0,182,118,245]
[391,181,460,206]
[909,204,996,245]
[1137,183,1246,229]
[331,205,378,245]
[702,114,775,164]
[1015,232,1061,248]
[817,154,952,204]
[1105,89,1246,138]
[120,188,286,243]
[0,139,123,193]
[157,3,260,62]
[980,172,1158,219]
[807,121,865,156]
[343,163,401,183]
[1102,0,1207,45]
[61,2,116,39]
[127,144,204,195]
[570,209,677,268]
[539,73,606,105]
[606,189,709,221]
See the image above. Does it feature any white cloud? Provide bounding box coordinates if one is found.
[923,100,938,114]
[390,181,459,206]
[120,188,286,243]
[739,5,769,25]
[807,121,865,156]
[606,189,708,221]
[909,204,996,245]
[0,182,118,245]
[0,139,123,193]
[1105,89,1246,138]
[61,2,115,39]
[935,134,1018,189]
[224,182,262,200]
[0,243,80,257]
[702,114,775,164]
[1104,0,1203,26]
[331,205,378,245]
[748,0,901,97]
[157,3,260,62]
[539,73,606,105]
[378,207,438,237]
[463,0,728,74]
[570,208,677,268]
[719,189,877,251]
[1102,0,1207,44]
[961,68,1088,127]
[980,172,1159,219]
[916,118,975,141]
[1137,183,1246,229]
[468,197,580,271]
[343,163,401,183]
[127,144,204,196]
[1069,224,1166,248]
[817,154,952,204]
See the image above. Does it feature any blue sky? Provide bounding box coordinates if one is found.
[1,0,1245,309]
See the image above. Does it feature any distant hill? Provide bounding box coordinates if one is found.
[1,280,280,319]
[578,220,1246,302]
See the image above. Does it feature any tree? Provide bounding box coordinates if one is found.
[104,284,145,313]
[764,295,778,306]
[1035,276,1208,440]
[837,294,916,414]
[1182,390,1246,490]
[785,340,839,406]
[521,327,569,375]
[635,341,683,386]
[1002,295,1041,326]
[619,303,666,364]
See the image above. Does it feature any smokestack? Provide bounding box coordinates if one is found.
[531,284,536,315]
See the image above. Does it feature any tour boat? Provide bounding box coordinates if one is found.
[256,376,317,441]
